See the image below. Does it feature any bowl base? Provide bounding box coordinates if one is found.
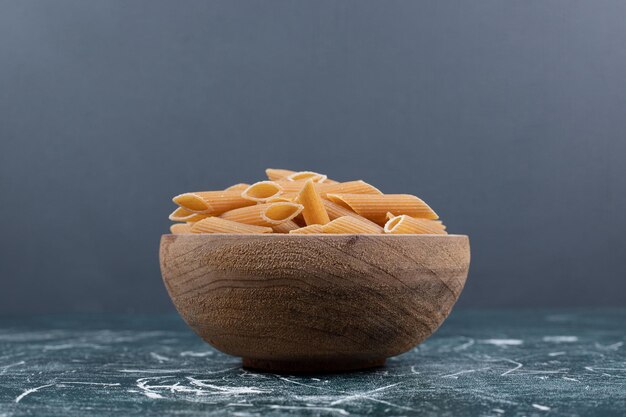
[242,357,386,374]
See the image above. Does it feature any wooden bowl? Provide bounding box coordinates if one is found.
[160,234,470,373]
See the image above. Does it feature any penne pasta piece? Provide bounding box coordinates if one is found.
[170,223,192,234]
[224,183,250,191]
[277,179,379,197]
[191,217,273,234]
[286,171,328,183]
[321,216,384,234]
[384,215,447,235]
[168,168,452,235]
[278,192,298,202]
[266,168,296,181]
[269,169,339,183]
[295,180,330,225]
[241,181,283,203]
[275,181,308,194]
[220,202,304,226]
[321,199,382,228]
[292,213,306,227]
[272,220,300,233]
[173,193,209,212]
[322,199,359,220]
[169,207,211,222]
[317,180,382,197]
[289,224,324,234]
[173,191,255,214]
[326,193,438,225]
[266,195,293,203]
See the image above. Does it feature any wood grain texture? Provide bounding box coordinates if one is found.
[160,234,470,373]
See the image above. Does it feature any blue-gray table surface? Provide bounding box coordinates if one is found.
[0,310,624,417]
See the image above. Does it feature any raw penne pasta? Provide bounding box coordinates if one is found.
[384,211,444,225]
[384,215,447,235]
[191,217,273,234]
[272,220,300,233]
[321,216,384,234]
[326,194,438,225]
[224,183,250,191]
[266,168,296,181]
[169,207,211,222]
[295,180,330,225]
[275,181,309,194]
[286,171,328,183]
[269,169,338,183]
[241,181,283,203]
[173,191,255,214]
[168,168,449,235]
[277,180,379,197]
[266,195,293,203]
[286,171,325,182]
[292,213,306,227]
[280,192,299,200]
[321,199,382,228]
[321,199,358,219]
[220,202,304,227]
[289,224,324,234]
[170,223,192,234]
[317,180,382,197]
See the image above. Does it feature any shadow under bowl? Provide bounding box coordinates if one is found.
[160,234,470,373]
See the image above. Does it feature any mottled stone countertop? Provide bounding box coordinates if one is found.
[0,310,624,416]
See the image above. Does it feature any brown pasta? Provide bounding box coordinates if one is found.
[317,180,382,197]
[241,181,283,203]
[321,199,383,229]
[321,216,384,234]
[295,180,330,225]
[266,195,294,203]
[220,202,304,227]
[170,223,192,234]
[384,215,447,235]
[169,207,211,223]
[173,191,255,214]
[326,193,438,225]
[289,224,324,234]
[272,220,300,233]
[286,171,328,183]
[274,181,308,194]
[278,180,379,198]
[168,168,448,235]
[191,217,273,234]
[265,168,296,181]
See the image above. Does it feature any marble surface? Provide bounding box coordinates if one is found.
[0,310,624,416]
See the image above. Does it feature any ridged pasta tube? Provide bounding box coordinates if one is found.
[191,217,273,234]
[327,193,438,225]
[321,216,383,234]
[220,202,304,227]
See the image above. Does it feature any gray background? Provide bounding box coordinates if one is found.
[1,0,625,314]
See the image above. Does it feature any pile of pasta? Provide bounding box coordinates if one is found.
[169,169,447,235]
